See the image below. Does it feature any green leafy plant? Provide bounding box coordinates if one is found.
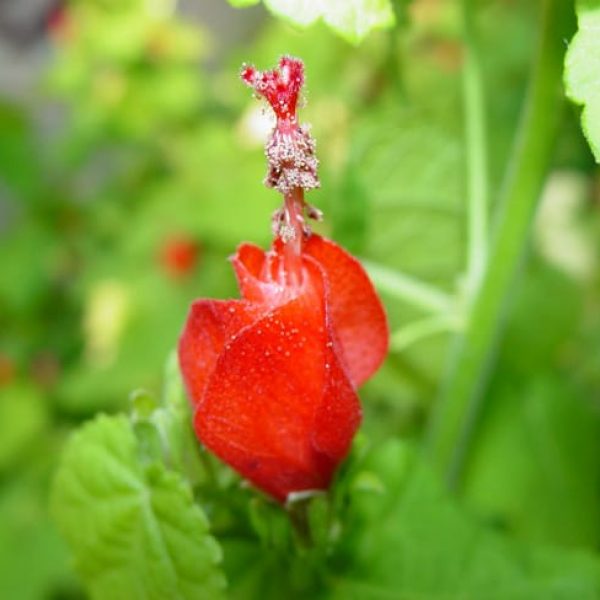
[565,0,600,161]
[3,0,600,598]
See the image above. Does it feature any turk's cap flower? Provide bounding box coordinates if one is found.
[178,235,388,502]
[241,56,319,195]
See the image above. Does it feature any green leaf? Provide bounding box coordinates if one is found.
[357,102,464,289]
[464,374,600,549]
[349,100,463,389]
[51,414,226,600]
[321,0,397,43]
[565,0,600,161]
[227,0,260,6]
[500,261,582,374]
[333,441,600,598]
[331,160,369,254]
[242,0,396,43]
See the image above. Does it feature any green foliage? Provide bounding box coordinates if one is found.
[0,474,72,600]
[335,440,600,598]
[0,384,48,471]
[0,102,41,200]
[358,102,463,288]
[52,355,225,599]
[228,0,260,6]
[2,0,600,598]
[51,411,226,599]
[49,0,205,150]
[465,375,600,548]
[463,259,600,549]
[228,0,396,44]
[565,0,600,161]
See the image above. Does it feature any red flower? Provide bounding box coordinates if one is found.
[178,57,388,502]
[160,235,200,279]
[179,235,387,501]
[47,4,74,44]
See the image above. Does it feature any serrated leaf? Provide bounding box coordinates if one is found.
[51,414,225,600]
[247,0,396,43]
[565,0,600,161]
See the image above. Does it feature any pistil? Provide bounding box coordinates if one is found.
[281,187,305,287]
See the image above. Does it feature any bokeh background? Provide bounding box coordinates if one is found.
[1,0,600,598]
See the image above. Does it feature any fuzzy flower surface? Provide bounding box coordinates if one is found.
[179,57,388,502]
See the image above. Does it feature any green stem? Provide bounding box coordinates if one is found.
[426,0,573,487]
[462,0,489,296]
[363,260,453,314]
[391,314,463,353]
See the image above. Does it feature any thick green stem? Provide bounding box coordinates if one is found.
[462,0,489,295]
[426,0,574,487]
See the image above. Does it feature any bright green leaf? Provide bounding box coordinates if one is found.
[51,414,226,600]
[565,0,600,161]
[322,0,397,44]
[262,0,322,27]
[232,0,396,43]
[228,0,261,6]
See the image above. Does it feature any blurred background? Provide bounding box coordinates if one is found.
[1,0,599,597]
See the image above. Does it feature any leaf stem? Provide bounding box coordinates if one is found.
[462,0,489,296]
[391,314,463,353]
[363,260,454,314]
[426,0,574,487]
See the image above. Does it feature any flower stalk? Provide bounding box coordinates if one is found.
[426,0,575,487]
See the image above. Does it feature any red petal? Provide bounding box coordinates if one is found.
[195,267,360,502]
[231,243,268,302]
[312,340,362,461]
[231,242,294,307]
[178,299,261,407]
[304,235,389,387]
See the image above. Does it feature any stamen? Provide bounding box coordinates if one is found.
[241,57,323,287]
[241,56,320,196]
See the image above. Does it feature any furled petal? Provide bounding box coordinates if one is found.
[304,235,389,387]
[231,242,296,308]
[178,299,261,407]
[195,264,361,502]
[230,243,270,303]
